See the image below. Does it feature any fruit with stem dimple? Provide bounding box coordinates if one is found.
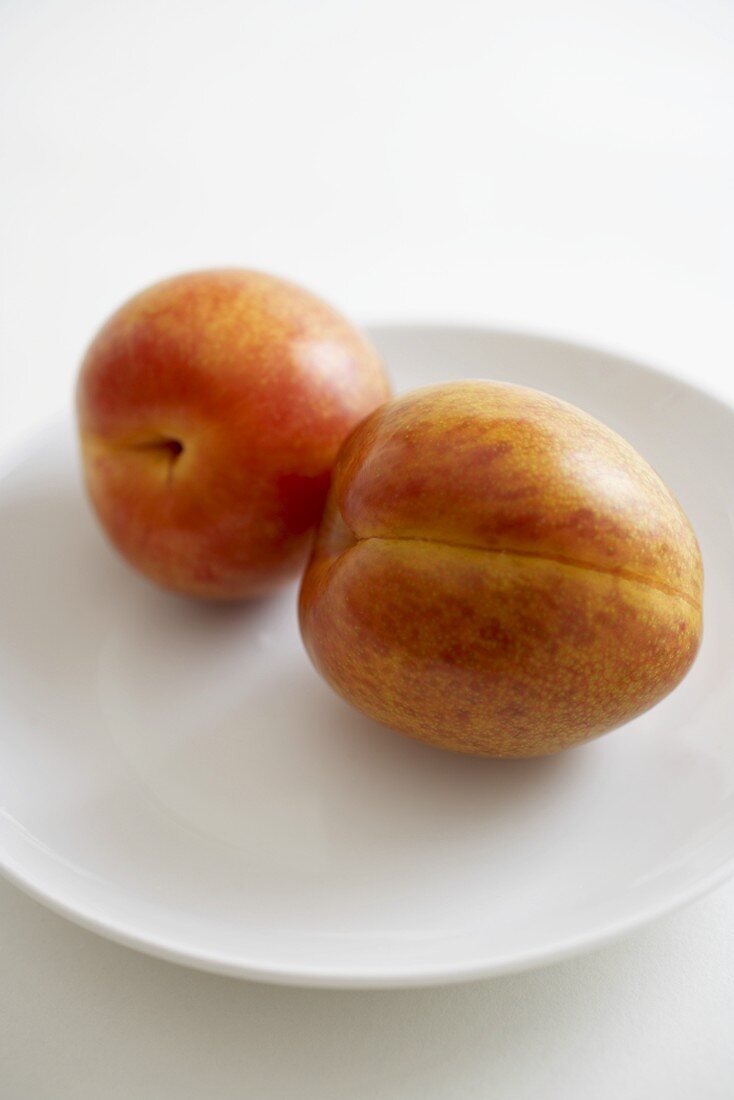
[299,381,703,757]
[76,269,390,599]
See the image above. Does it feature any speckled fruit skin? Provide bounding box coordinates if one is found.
[76,270,390,599]
[299,381,703,757]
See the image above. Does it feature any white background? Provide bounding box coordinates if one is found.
[1,1,733,1096]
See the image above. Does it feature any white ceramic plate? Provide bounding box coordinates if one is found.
[1,325,732,988]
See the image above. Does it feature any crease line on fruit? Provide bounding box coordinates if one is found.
[81,433,186,463]
[351,534,701,612]
[129,438,185,460]
[128,438,185,487]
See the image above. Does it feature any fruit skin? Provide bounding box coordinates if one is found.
[76,269,390,599]
[299,381,703,757]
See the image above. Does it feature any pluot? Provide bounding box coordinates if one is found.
[299,381,703,756]
[77,269,390,599]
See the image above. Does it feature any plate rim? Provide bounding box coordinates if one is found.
[1,321,733,988]
[2,838,734,988]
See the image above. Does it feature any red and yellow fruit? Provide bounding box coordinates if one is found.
[77,269,390,599]
[299,381,703,757]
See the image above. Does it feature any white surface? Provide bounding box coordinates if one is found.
[1,876,732,1100]
[2,327,733,989]
[0,0,732,1091]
